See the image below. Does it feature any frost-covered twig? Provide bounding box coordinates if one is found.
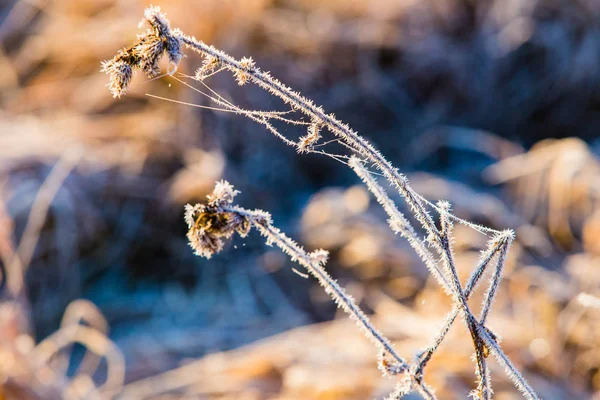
[103,7,540,399]
[184,181,407,367]
[476,324,540,400]
[184,181,442,397]
[437,201,491,400]
[349,156,450,294]
[479,232,513,324]
[102,6,448,251]
[412,232,511,373]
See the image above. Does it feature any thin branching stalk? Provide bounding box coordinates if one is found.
[437,201,491,400]
[183,181,442,397]
[479,233,513,324]
[241,209,408,368]
[184,182,406,367]
[104,6,443,249]
[349,156,451,294]
[102,7,541,399]
[413,234,509,375]
[476,325,540,400]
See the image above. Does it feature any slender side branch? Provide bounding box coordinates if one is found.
[248,213,407,366]
[476,325,540,400]
[183,181,445,398]
[349,156,451,294]
[437,201,491,400]
[413,233,510,375]
[479,231,513,324]
[185,182,406,369]
[102,6,442,250]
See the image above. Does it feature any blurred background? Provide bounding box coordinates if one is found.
[1,0,600,399]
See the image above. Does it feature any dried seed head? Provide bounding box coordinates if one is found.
[297,123,322,153]
[194,56,221,80]
[140,5,171,35]
[184,204,204,228]
[234,71,249,85]
[184,181,248,258]
[137,7,183,75]
[234,57,256,85]
[102,5,183,96]
[186,215,225,258]
[185,203,249,259]
[309,249,329,265]
[239,57,256,71]
[165,28,184,66]
[134,31,165,78]
[101,59,133,98]
[207,180,240,207]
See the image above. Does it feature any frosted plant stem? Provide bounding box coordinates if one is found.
[476,325,541,400]
[183,180,438,398]
[480,233,513,324]
[437,202,491,400]
[416,383,437,400]
[104,8,542,399]
[174,33,447,246]
[229,205,440,398]
[413,233,511,374]
[349,156,451,294]
[228,206,408,369]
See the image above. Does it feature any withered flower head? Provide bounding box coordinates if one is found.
[297,123,322,153]
[100,59,133,98]
[234,57,256,86]
[101,5,183,98]
[184,181,249,258]
[194,56,222,81]
[207,180,240,206]
[133,31,165,78]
